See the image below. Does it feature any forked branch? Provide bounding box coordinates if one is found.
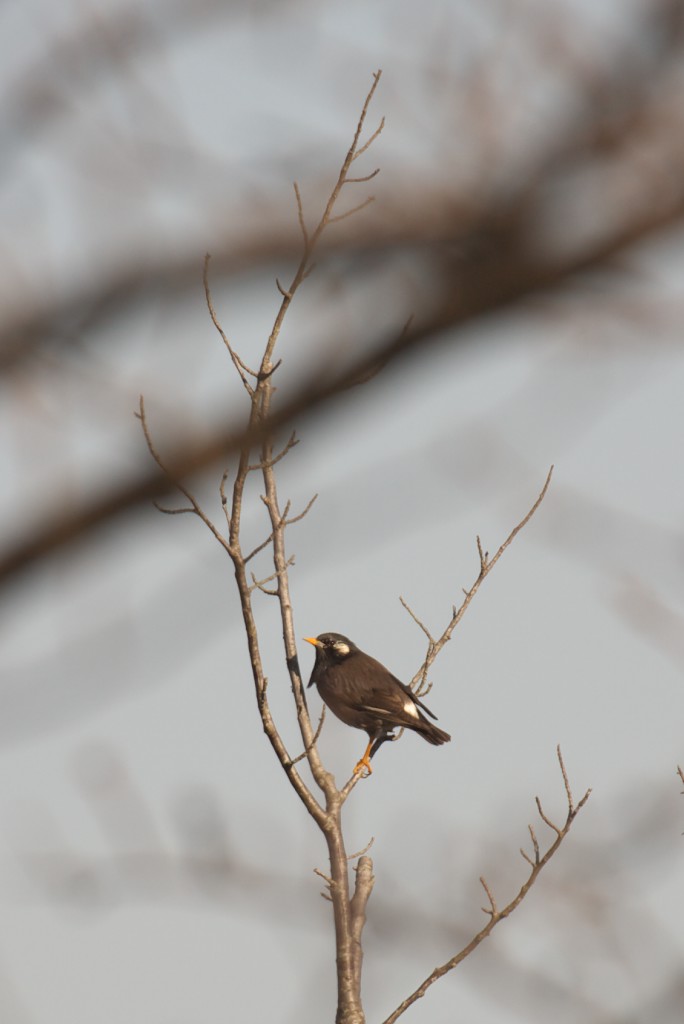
[138,70,581,1024]
[136,396,230,553]
[262,69,384,381]
[403,466,554,693]
[203,254,258,398]
[381,747,591,1024]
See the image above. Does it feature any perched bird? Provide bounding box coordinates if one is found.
[304,632,450,777]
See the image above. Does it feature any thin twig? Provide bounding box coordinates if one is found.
[262,71,384,378]
[345,168,381,184]
[291,707,327,766]
[203,254,257,397]
[528,824,540,865]
[153,503,195,516]
[479,876,497,917]
[294,182,309,251]
[399,596,436,644]
[247,431,299,472]
[314,866,333,886]
[243,531,276,565]
[557,744,575,809]
[314,867,333,902]
[407,466,554,690]
[248,557,295,595]
[399,596,435,692]
[347,836,376,862]
[520,847,535,868]
[328,195,376,224]
[136,396,230,552]
[285,493,318,526]
[535,797,562,839]
[351,111,385,159]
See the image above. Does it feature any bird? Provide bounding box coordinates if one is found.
[304,632,450,777]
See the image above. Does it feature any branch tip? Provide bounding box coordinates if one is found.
[535,796,562,838]
[556,745,575,812]
[479,875,497,917]
[348,836,376,861]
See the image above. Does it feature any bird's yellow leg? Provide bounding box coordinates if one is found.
[353,740,374,778]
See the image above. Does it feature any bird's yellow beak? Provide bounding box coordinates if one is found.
[303,637,320,647]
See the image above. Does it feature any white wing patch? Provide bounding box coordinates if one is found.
[403,699,419,718]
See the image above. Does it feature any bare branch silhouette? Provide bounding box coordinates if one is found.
[381,748,591,1024]
[402,467,554,693]
[132,71,585,1023]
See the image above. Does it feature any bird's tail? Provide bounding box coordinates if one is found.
[416,719,451,746]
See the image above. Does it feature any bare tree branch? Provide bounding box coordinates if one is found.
[242,72,386,1024]
[203,253,257,398]
[401,466,554,693]
[135,395,230,553]
[381,747,591,1024]
[135,72,584,1024]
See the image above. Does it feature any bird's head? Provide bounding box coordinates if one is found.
[304,633,357,663]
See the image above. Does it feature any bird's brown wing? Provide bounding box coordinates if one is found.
[350,696,422,730]
[362,654,440,721]
[337,656,431,728]
[394,678,438,720]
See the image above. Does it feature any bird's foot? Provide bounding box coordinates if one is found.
[353,754,373,778]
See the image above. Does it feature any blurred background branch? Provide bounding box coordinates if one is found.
[2,0,684,584]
